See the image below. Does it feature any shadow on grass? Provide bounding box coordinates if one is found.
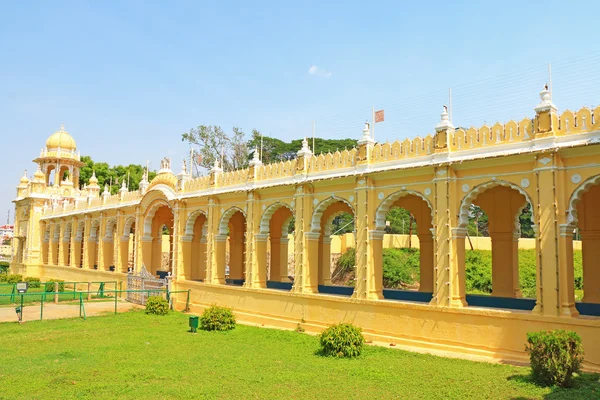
[508,372,600,399]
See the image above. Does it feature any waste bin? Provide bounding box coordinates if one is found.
[189,316,199,333]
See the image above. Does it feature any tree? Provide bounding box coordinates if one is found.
[78,156,156,194]
[182,125,249,173]
[467,205,488,237]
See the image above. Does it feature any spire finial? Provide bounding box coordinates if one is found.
[60,123,65,131]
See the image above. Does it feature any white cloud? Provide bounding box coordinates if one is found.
[308,65,332,78]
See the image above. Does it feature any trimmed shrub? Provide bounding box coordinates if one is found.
[6,274,23,284]
[145,296,170,315]
[24,277,41,288]
[0,261,9,274]
[199,305,236,331]
[318,323,364,358]
[526,330,583,387]
[44,279,65,293]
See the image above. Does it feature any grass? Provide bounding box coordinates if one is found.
[0,284,115,307]
[0,311,598,399]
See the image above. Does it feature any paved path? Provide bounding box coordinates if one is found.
[0,300,140,323]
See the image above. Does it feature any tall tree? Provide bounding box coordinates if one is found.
[182,125,249,173]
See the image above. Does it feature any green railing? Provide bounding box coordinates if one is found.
[0,286,191,323]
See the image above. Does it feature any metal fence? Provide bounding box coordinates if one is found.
[0,281,190,324]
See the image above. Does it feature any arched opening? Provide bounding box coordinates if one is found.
[121,218,136,273]
[46,165,56,186]
[74,222,85,268]
[459,182,537,310]
[566,176,600,316]
[309,197,355,295]
[215,207,247,285]
[257,203,294,290]
[374,191,434,302]
[182,211,208,281]
[142,204,174,276]
[62,223,72,267]
[41,224,50,265]
[52,225,60,265]
[103,219,118,271]
[88,221,100,269]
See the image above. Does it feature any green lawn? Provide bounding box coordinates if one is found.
[0,311,598,399]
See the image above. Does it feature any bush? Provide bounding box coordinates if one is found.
[526,330,583,387]
[199,305,236,331]
[464,250,492,294]
[145,296,170,315]
[6,274,23,284]
[24,277,41,288]
[331,248,356,284]
[44,279,65,292]
[0,261,9,274]
[382,248,420,289]
[318,323,364,358]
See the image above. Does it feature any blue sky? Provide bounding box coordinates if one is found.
[2,0,600,219]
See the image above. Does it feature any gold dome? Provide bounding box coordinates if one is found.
[20,171,30,184]
[33,168,45,182]
[46,124,77,151]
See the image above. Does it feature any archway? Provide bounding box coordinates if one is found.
[41,224,50,265]
[375,191,434,301]
[565,174,600,315]
[103,218,118,271]
[257,203,294,289]
[182,210,208,281]
[309,197,355,294]
[62,223,72,267]
[120,217,136,273]
[74,222,85,268]
[88,220,100,269]
[458,180,537,310]
[215,207,247,285]
[142,202,174,276]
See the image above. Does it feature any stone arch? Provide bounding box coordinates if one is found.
[219,207,246,235]
[123,217,136,239]
[566,173,600,229]
[281,214,294,236]
[105,218,118,240]
[63,222,72,241]
[375,189,434,231]
[143,199,172,237]
[90,219,101,239]
[310,196,354,233]
[458,179,535,228]
[75,221,85,240]
[259,202,293,235]
[185,209,208,237]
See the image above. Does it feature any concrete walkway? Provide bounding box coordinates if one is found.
[0,300,140,323]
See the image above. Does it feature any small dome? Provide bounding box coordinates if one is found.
[46,124,77,151]
[20,172,29,184]
[88,171,98,184]
[33,168,45,181]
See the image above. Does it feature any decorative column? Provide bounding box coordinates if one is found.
[320,236,332,285]
[252,234,269,288]
[171,201,182,279]
[291,140,316,294]
[279,236,290,281]
[269,236,282,281]
[490,231,518,297]
[180,234,193,280]
[68,219,77,268]
[213,234,227,284]
[205,197,220,283]
[558,224,578,316]
[245,191,266,289]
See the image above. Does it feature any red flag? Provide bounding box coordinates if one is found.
[375,110,385,123]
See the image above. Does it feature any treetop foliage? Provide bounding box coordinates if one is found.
[79,156,156,195]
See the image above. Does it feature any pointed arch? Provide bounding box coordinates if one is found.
[105,218,118,240]
[310,196,354,233]
[89,219,101,239]
[259,202,294,235]
[123,217,136,239]
[375,189,434,231]
[566,173,600,229]
[185,209,208,237]
[458,179,534,228]
[219,207,246,235]
[143,199,171,237]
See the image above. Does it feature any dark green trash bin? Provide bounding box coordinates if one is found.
[189,316,199,333]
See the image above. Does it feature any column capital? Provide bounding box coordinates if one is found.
[451,227,468,239]
[368,230,385,240]
[214,234,228,242]
[255,233,269,242]
[305,232,320,241]
[180,235,193,242]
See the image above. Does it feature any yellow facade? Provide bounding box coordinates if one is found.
[10,88,600,371]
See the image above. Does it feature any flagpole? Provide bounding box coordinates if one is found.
[548,63,553,101]
[449,88,453,123]
[260,133,263,161]
[372,106,375,140]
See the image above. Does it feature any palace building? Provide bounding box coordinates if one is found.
[11,87,600,370]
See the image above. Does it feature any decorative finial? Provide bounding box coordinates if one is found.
[443,104,448,113]
[358,121,375,145]
[534,84,556,113]
[297,137,313,157]
[60,123,65,131]
[249,147,262,167]
[435,104,454,132]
